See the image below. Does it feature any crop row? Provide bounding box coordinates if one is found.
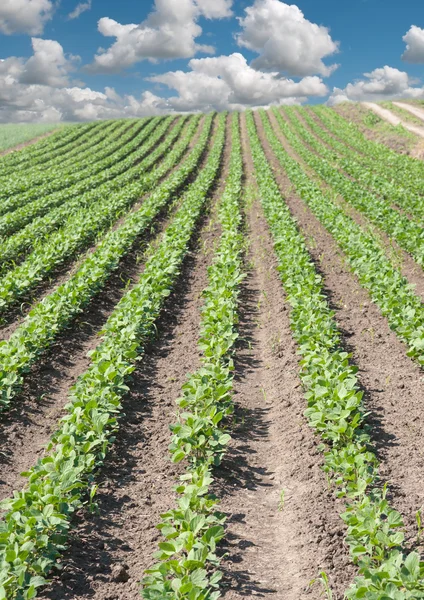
[0,118,186,316]
[280,108,424,264]
[293,107,424,223]
[0,117,156,213]
[311,106,424,196]
[247,110,424,599]
[0,112,203,415]
[0,118,191,276]
[0,111,226,600]
[0,121,101,173]
[0,116,169,256]
[16,119,136,177]
[0,119,131,192]
[260,108,424,368]
[0,117,202,413]
[142,113,244,600]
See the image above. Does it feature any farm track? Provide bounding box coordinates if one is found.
[36,115,232,600]
[364,102,424,138]
[0,116,209,499]
[281,109,424,301]
[255,111,424,556]
[394,101,424,123]
[216,113,353,600]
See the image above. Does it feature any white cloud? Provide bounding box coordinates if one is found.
[0,39,169,122]
[0,0,54,35]
[68,0,92,21]
[149,52,328,112]
[87,0,233,74]
[237,0,339,77]
[402,25,424,63]
[19,38,80,87]
[327,65,424,105]
[195,0,233,19]
[0,47,328,122]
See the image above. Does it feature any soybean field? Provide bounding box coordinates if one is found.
[0,105,424,600]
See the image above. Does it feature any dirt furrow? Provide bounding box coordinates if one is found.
[284,109,424,301]
[0,118,185,337]
[215,113,353,600]
[35,116,233,600]
[0,116,207,501]
[255,110,424,557]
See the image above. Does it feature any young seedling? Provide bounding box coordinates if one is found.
[417,506,424,544]
[310,571,333,600]
[278,489,285,511]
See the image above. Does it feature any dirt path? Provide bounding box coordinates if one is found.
[255,110,424,555]
[215,114,353,600]
[393,101,424,123]
[363,102,424,138]
[36,117,232,600]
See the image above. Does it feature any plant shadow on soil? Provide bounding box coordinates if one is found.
[212,269,277,597]
[309,257,403,501]
[36,163,229,599]
[0,198,179,494]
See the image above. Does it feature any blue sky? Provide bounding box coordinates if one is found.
[0,0,423,121]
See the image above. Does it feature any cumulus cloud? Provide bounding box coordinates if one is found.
[68,1,92,21]
[0,47,329,122]
[87,0,233,74]
[327,65,424,105]
[237,0,339,77]
[149,52,328,112]
[195,0,233,19]
[19,38,80,87]
[402,25,424,63]
[0,62,167,123]
[0,0,54,35]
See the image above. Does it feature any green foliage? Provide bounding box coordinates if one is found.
[142,113,244,599]
[288,107,424,226]
[268,108,424,369]
[0,111,225,599]
[0,121,99,172]
[311,106,424,198]
[0,117,182,313]
[0,123,66,153]
[247,110,424,599]
[0,114,204,416]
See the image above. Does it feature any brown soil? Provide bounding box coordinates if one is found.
[214,114,353,600]
[0,116,208,499]
[35,115,232,600]
[254,110,424,558]
[0,117,193,338]
[284,109,424,302]
[1,109,423,600]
